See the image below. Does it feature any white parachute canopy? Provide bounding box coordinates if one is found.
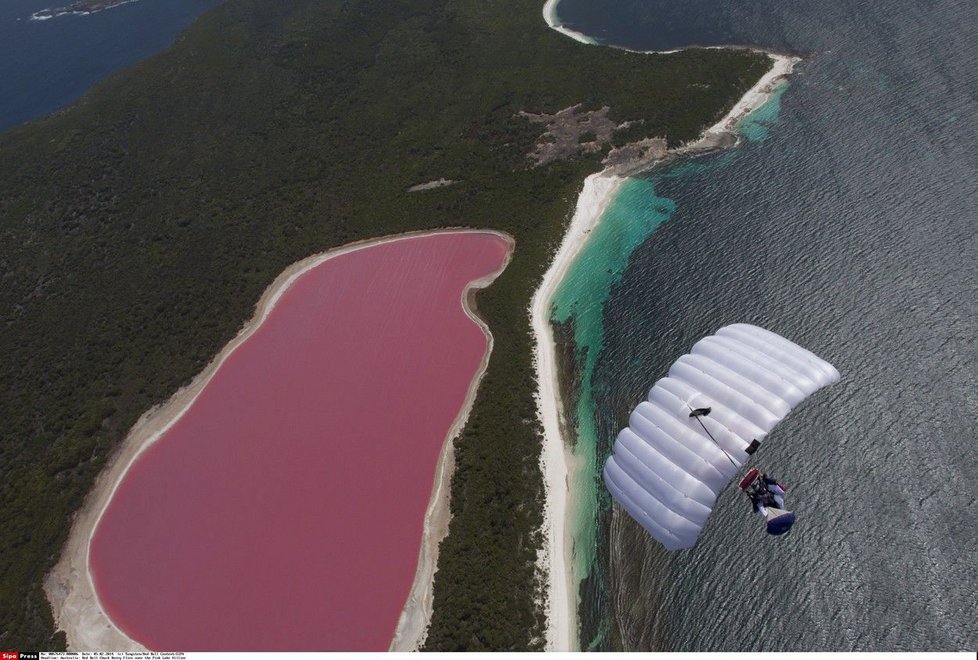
[602,323,840,551]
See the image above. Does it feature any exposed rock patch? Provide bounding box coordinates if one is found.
[601,136,668,170]
[519,105,674,172]
[519,105,622,167]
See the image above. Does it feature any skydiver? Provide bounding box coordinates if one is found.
[745,481,771,515]
[745,472,786,515]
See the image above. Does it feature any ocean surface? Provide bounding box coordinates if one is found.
[550,0,977,651]
[0,0,221,133]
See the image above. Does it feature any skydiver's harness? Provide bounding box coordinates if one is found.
[746,481,775,512]
[739,469,784,512]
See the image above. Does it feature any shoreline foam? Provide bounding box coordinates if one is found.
[45,228,513,652]
[535,4,797,649]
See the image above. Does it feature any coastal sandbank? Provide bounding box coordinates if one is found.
[533,7,797,648]
[45,229,512,651]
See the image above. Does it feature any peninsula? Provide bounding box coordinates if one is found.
[0,0,772,649]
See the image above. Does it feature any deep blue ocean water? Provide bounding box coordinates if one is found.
[0,0,221,132]
[551,0,978,651]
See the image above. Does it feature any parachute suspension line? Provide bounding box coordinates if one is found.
[686,404,740,470]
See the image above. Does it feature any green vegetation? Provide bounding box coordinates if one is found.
[0,0,768,649]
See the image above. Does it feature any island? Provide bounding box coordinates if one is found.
[0,0,773,650]
[31,0,136,20]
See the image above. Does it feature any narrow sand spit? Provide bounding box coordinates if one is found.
[533,8,798,648]
[531,174,624,652]
[45,228,513,652]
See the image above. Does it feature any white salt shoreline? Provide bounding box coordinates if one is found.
[44,228,513,652]
[534,4,797,648]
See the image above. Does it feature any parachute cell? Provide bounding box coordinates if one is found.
[603,323,839,551]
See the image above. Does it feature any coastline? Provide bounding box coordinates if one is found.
[542,0,593,45]
[534,4,797,649]
[44,228,513,651]
[532,174,624,651]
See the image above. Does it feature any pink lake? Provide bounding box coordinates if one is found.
[89,231,511,650]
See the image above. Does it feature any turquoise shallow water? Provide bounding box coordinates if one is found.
[551,177,675,590]
[550,83,788,649]
[736,81,788,142]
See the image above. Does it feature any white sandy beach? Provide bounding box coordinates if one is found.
[534,4,797,648]
[531,174,624,652]
[44,228,513,652]
[542,0,593,45]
